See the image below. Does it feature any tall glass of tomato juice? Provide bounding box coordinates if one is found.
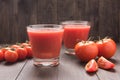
[61,21,91,55]
[27,24,63,67]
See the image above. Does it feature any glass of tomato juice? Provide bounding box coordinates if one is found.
[61,21,91,55]
[27,24,63,67]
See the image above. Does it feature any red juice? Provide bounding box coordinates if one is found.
[63,24,90,49]
[27,29,63,59]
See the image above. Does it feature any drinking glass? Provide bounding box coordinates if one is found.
[61,21,91,55]
[27,24,63,67]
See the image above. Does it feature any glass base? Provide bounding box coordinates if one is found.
[33,57,59,67]
[64,48,75,55]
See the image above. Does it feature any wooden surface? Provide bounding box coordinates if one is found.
[0,0,120,43]
[0,44,120,80]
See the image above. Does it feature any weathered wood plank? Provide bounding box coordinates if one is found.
[57,46,99,80]
[99,0,119,42]
[85,0,99,39]
[118,0,120,42]
[16,60,58,80]
[8,0,19,43]
[57,0,77,22]
[37,0,57,24]
[76,0,86,20]
[0,0,10,43]
[77,0,99,39]
[0,0,38,44]
[0,61,27,80]
[0,0,120,43]
[13,0,37,43]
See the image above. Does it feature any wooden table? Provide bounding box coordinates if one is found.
[0,44,120,80]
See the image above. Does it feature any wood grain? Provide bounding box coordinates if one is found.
[0,61,27,80]
[99,0,119,42]
[77,0,99,39]
[0,0,119,43]
[57,0,77,22]
[15,0,37,42]
[118,0,120,41]
[37,0,57,24]
[0,0,10,43]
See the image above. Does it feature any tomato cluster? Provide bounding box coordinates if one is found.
[74,38,116,72]
[75,38,116,62]
[0,41,33,63]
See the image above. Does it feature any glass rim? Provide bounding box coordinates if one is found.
[61,20,90,25]
[27,24,63,31]
[27,24,62,28]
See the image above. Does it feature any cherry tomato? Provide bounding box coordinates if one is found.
[0,50,4,61]
[16,47,27,60]
[96,38,116,59]
[75,41,98,62]
[4,49,18,63]
[1,47,11,54]
[21,41,31,47]
[97,56,115,69]
[25,46,33,58]
[85,59,98,72]
[11,44,20,49]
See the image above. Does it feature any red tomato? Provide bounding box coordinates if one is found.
[96,38,116,59]
[1,47,11,54]
[97,56,115,69]
[21,42,31,47]
[0,50,4,61]
[75,41,98,62]
[25,46,33,58]
[85,59,98,72]
[16,47,27,60]
[11,44,20,49]
[4,49,18,63]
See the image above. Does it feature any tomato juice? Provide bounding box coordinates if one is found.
[63,25,90,49]
[27,26,63,59]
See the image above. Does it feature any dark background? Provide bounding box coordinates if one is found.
[0,0,120,44]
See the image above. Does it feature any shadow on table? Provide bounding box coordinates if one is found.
[31,66,58,79]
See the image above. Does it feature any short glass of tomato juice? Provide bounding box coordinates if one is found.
[27,24,63,67]
[61,21,91,55]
